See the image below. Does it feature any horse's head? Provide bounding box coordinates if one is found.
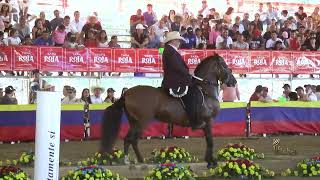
[194,54,233,87]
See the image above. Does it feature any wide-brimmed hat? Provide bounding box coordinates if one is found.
[5,86,15,94]
[163,31,185,44]
[136,23,145,30]
[91,86,105,93]
[0,3,12,12]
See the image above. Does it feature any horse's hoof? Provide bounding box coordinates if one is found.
[207,161,217,169]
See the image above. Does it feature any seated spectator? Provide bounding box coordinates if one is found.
[304,84,318,101]
[159,27,169,47]
[154,20,165,37]
[259,87,273,102]
[34,30,53,46]
[266,31,285,49]
[168,10,175,24]
[52,24,66,46]
[288,30,300,50]
[171,14,183,32]
[0,86,17,105]
[316,85,320,101]
[38,11,51,32]
[208,8,220,20]
[287,16,297,30]
[263,25,277,43]
[304,35,318,51]
[273,40,284,50]
[200,18,210,41]
[0,31,4,46]
[208,22,222,48]
[197,43,206,49]
[223,7,234,26]
[241,13,250,31]
[61,87,83,104]
[311,7,320,27]
[249,85,263,102]
[50,10,63,31]
[280,31,289,48]
[61,85,71,101]
[195,28,206,48]
[252,13,263,32]
[90,86,104,104]
[84,30,97,47]
[295,6,307,27]
[220,75,240,102]
[80,15,102,44]
[181,12,191,27]
[279,10,289,28]
[282,84,291,101]
[297,26,306,45]
[108,35,121,48]
[306,16,315,31]
[81,88,92,104]
[189,18,200,32]
[143,4,157,27]
[4,29,21,46]
[234,16,245,33]
[146,25,160,48]
[104,88,117,103]
[97,30,108,48]
[229,24,239,42]
[13,16,30,41]
[0,2,12,24]
[182,27,196,49]
[233,33,249,50]
[131,23,148,48]
[64,32,83,48]
[32,19,47,40]
[216,28,233,49]
[288,92,298,101]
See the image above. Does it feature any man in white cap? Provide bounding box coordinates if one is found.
[162,31,206,129]
[130,23,148,48]
[90,86,105,104]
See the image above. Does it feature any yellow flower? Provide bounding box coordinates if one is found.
[303,170,308,174]
[228,162,234,169]
[293,171,299,176]
[160,152,165,158]
[223,172,229,177]
[301,164,307,169]
[209,168,215,175]
[241,163,246,169]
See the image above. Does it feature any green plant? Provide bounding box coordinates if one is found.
[144,163,197,180]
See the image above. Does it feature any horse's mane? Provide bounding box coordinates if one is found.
[194,54,220,75]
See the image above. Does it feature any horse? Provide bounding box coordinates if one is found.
[100,54,234,168]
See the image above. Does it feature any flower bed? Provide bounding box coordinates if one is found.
[217,143,264,161]
[61,165,125,180]
[77,149,125,166]
[144,163,197,180]
[0,165,30,180]
[150,146,197,163]
[281,155,320,177]
[209,159,275,179]
[18,152,35,166]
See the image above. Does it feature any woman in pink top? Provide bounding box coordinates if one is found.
[53,24,66,46]
[208,23,222,48]
[220,75,240,102]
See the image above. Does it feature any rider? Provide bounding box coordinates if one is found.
[162,31,206,129]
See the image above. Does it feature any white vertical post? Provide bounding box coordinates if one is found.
[34,91,61,180]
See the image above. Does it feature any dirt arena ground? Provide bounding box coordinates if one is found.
[0,136,319,179]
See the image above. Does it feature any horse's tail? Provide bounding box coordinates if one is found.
[100,96,125,153]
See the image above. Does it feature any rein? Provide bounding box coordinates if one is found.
[192,75,219,86]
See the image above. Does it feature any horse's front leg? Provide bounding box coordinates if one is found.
[203,122,217,168]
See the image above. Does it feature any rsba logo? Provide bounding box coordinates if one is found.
[69,55,84,63]
[94,54,108,63]
[296,57,313,66]
[274,57,289,66]
[232,56,246,66]
[187,55,200,64]
[0,54,8,62]
[141,55,156,64]
[44,56,59,63]
[252,56,267,66]
[118,55,133,63]
[18,55,34,62]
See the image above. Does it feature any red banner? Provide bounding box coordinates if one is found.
[13,46,38,70]
[227,50,250,74]
[0,47,12,71]
[292,52,316,74]
[315,56,320,73]
[64,48,88,72]
[89,48,112,72]
[39,47,64,71]
[113,49,136,72]
[181,50,206,70]
[249,51,272,74]
[271,51,293,74]
[137,49,161,72]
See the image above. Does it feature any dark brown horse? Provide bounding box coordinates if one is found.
[101,54,233,168]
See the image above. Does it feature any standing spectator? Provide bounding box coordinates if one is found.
[52,24,66,46]
[279,10,289,28]
[208,22,222,48]
[182,27,196,49]
[266,2,278,25]
[295,6,307,28]
[233,33,249,50]
[80,15,102,43]
[266,31,285,49]
[234,16,244,34]
[311,7,320,27]
[220,75,240,102]
[130,9,144,35]
[0,2,12,24]
[104,88,117,103]
[70,11,85,34]
[13,16,30,41]
[33,30,53,46]
[256,3,267,23]
[81,88,92,104]
[170,14,183,32]
[195,28,206,48]
[181,2,192,17]
[90,86,104,104]
[241,13,250,31]
[0,86,17,105]
[306,16,315,31]
[279,20,291,39]
[4,28,20,46]
[50,10,63,31]
[282,84,291,101]
[200,18,210,41]
[249,85,263,102]
[223,7,234,27]
[252,13,263,32]
[62,15,72,33]
[154,20,166,37]
[32,19,47,40]
[168,10,175,24]
[97,30,108,48]
[259,87,273,102]
[315,85,320,101]
[216,28,233,49]
[208,8,220,20]
[108,35,121,48]
[131,23,148,48]
[143,4,157,27]
[38,11,51,32]
[287,16,298,30]
[61,87,83,104]
[146,25,160,48]
[198,0,209,17]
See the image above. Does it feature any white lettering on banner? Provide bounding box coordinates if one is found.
[141,55,156,64]
[296,57,313,66]
[253,57,267,66]
[0,55,8,61]
[44,56,59,63]
[232,56,246,66]
[18,55,34,62]
[94,56,109,63]
[47,131,55,180]
[69,56,84,63]
[118,56,133,63]
[275,57,289,66]
[187,55,201,65]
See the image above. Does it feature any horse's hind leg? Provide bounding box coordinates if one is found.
[124,130,134,164]
[131,127,144,163]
